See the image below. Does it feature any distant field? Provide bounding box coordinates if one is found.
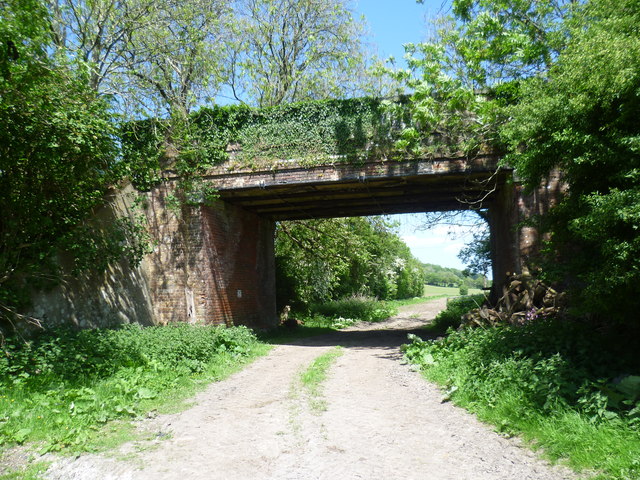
[423,285,485,297]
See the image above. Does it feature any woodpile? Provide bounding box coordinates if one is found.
[462,274,566,328]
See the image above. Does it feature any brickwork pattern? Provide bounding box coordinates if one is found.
[145,185,277,328]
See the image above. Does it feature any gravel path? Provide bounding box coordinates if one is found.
[44,298,577,480]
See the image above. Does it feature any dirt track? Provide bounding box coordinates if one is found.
[44,298,576,480]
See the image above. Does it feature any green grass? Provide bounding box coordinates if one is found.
[0,462,48,480]
[0,324,270,455]
[423,294,487,333]
[310,295,397,323]
[299,347,343,412]
[386,295,447,308]
[402,306,640,480]
[263,294,450,341]
[423,284,484,297]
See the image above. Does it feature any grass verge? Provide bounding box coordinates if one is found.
[264,294,447,341]
[310,295,397,323]
[299,347,343,412]
[0,461,48,480]
[0,324,270,456]
[402,307,640,479]
[423,294,486,334]
[423,285,484,297]
[385,295,447,309]
[302,293,448,331]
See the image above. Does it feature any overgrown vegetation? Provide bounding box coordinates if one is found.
[0,0,147,330]
[396,1,640,475]
[422,263,486,290]
[424,294,485,333]
[501,0,640,323]
[0,462,48,480]
[1,0,393,333]
[123,98,411,192]
[275,217,425,310]
[0,324,267,452]
[403,310,640,479]
[309,296,397,324]
[400,0,640,325]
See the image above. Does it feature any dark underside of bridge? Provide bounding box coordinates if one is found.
[204,156,509,220]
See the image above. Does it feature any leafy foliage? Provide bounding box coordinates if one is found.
[0,0,147,327]
[501,0,640,322]
[426,294,486,333]
[122,98,414,194]
[422,263,486,289]
[444,0,572,83]
[228,0,372,107]
[402,0,640,325]
[309,296,397,323]
[403,312,640,479]
[457,231,491,279]
[275,217,424,309]
[0,324,263,450]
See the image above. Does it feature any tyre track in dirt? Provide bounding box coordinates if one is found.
[44,298,577,480]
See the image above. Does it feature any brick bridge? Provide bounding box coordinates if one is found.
[30,99,562,329]
[140,154,556,329]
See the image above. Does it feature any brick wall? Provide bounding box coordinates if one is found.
[487,169,566,301]
[29,163,560,329]
[145,185,277,328]
[516,169,565,268]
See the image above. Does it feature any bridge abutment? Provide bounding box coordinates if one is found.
[488,170,565,301]
[146,185,277,329]
[488,179,521,302]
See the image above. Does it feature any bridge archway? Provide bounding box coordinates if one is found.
[143,155,523,328]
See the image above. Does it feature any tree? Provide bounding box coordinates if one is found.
[275,217,424,308]
[458,232,491,282]
[406,0,640,323]
[500,0,640,321]
[46,0,155,92]
[226,0,371,107]
[0,0,136,329]
[46,0,232,117]
[392,0,578,157]
[442,0,573,85]
[120,0,232,118]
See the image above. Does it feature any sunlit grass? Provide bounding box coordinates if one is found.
[299,347,343,412]
[0,325,270,454]
[402,304,640,480]
[423,284,484,297]
[0,461,49,480]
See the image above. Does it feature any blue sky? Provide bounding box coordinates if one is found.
[353,1,450,68]
[354,1,429,66]
[353,1,474,271]
[394,213,478,270]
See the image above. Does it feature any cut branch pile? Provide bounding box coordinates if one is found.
[462,274,566,328]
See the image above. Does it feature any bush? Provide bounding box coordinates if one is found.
[310,295,397,323]
[0,324,258,385]
[458,283,469,296]
[402,313,640,479]
[0,324,263,450]
[428,294,485,332]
